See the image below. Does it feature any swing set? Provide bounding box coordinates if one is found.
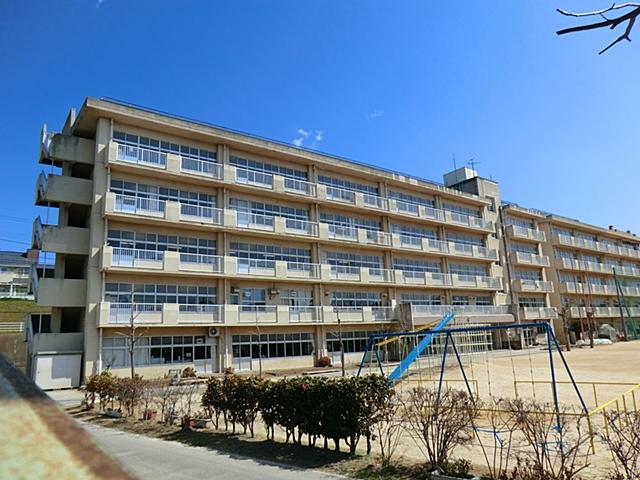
[357,317,590,451]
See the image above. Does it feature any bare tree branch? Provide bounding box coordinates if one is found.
[557,3,640,54]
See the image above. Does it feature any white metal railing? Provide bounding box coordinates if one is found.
[450,242,474,256]
[366,230,391,246]
[372,306,397,321]
[237,305,279,323]
[236,258,276,276]
[177,304,224,323]
[284,177,317,196]
[180,157,223,179]
[511,225,546,242]
[411,305,510,316]
[327,224,357,240]
[325,186,356,203]
[116,143,167,167]
[114,194,165,214]
[423,205,447,221]
[476,245,498,260]
[288,306,323,323]
[517,279,553,292]
[235,168,274,188]
[236,211,275,231]
[363,193,389,210]
[331,265,361,280]
[521,306,557,319]
[395,200,420,216]
[285,262,320,278]
[37,171,48,196]
[369,268,395,283]
[285,218,319,236]
[514,251,550,266]
[108,303,162,324]
[179,253,223,272]
[112,248,164,267]
[179,203,223,223]
[398,234,423,249]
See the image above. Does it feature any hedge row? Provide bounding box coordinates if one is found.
[201,373,392,453]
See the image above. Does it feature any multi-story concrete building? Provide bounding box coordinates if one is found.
[32,98,512,381]
[30,97,639,386]
[0,251,36,299]
[537,214,640,342]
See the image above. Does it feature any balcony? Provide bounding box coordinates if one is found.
[36,278,87,307]
[410,305,514,324]
[180,204,223,225]
[553,234,640,260]
[40,127,95,167]
[520,307,558,320]
[507,225,546,242]
[180,157,224,180]
[177,304,224,324]
[115,143,167,168]
[559,258,640,278]
[559,282,620,296]
[235,168,274,189]
[283,177,317,197]
[569,306,625,318]
[513,279,554,293]
[179,253,224,273]
[112,193,166,217]
[510,251,550,267]
[35,172,93,207]
[32,217,89,255]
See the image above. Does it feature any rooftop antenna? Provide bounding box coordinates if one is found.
[453,153,459,183]
[468,157,480,174]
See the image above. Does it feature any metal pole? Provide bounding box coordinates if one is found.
[545,323,563,434]
[337,311,345,377]
[435,333,450,408]
[613,268,630,340]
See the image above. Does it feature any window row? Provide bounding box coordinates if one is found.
[113,131,216,162]
[230,155,307,180]
[110,179,214,207]
[102,335,212,368]
[105,283,217,304]
[107,230,216,256]
[232,333,314,358]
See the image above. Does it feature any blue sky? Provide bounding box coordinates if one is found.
[1,1,639,251]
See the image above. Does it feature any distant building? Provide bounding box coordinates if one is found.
[0,250,36,299]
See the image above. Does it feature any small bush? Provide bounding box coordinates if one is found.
[182,366,197,378]
[315,356,332,368]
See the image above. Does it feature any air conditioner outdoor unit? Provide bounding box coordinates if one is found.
[208,327,220,337]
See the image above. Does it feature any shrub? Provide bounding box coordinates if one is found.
[600,411,640,480]
[182,366,197,378]
[116,375,145,417]
[85,371,117,411]
[315,356,332,368]
[201,377,225,429]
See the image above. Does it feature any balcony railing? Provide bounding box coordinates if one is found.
[509,225,546,242]
[116,143,167,168]
[516,279,554,292]
[411,305,510,316]
[288,306,323,323]
[237,305,279,323]
[179,253,223,273]
[179,204,223,224]
[177,304,224,323]
[366,230,391,246]
[331,265,362,281]
[369,268,395,283]
[285,262,320,279]
[236,258,276,276]
[521,306,557,319]
[236,211,276,231]
[363,193,389,210]
[512,251,550,267]
[285,218,319,237]
[327,224,358,241]
[180,157,223,179]
[114,194,165,215]
[108,303,163,324]
[325,186,356,204]
[112,247,164,268]
[235,168,274,188]
[284,177,316,197]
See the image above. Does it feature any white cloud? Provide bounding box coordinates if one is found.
[292,128,324,149]
[366,109,385,120]
[96,0,107,7]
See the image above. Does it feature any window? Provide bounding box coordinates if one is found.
[280,289,313,306]
[451,295,491,306]
[320,213,380,232]
[519,297,545,307]
[229,198,308,221]
[576,232,596,242]
[110,179,214,208]
[105,283,216,305]
[442,202,480,219]
[102,335,211,367]
[326,331,379,353]
[505,216,534,229]
[330,291,382,307]
[388,191,434,207]
[325,252,383,269]
[449,263,487,277]
[511,243,537,255]
[318,175,378,195]
[445,232,484,246]
[230,155,307,180]
[393,258,441,273]
[400,293,442,305]
[233,288,266,306]
[113,131,216,163]
[581,253,599,263]
[551,227,572,237]
[515,269,542,281]
[231,333,314,359]
[559,273,581,283]
[108,230,215,256]
[555,249,576,260]
[229,242,311,264]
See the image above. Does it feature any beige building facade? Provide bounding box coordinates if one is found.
[30,97,639,381]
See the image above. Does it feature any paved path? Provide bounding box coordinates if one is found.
[83,423,344,480]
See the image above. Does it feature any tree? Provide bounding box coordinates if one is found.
[557,3,640,54]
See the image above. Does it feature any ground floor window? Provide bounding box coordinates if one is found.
[326,330,380,353]
[102,335,211,368]
[231,333,313,359]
